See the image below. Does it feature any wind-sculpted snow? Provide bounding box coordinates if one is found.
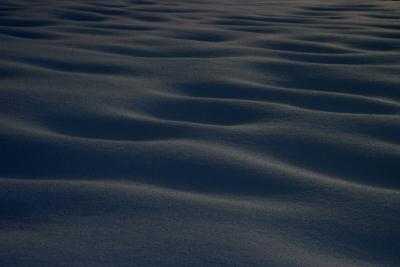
[1,0,400,266]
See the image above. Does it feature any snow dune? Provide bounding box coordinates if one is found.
[1,0,400,266]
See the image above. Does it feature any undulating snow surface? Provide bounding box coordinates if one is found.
[1,0,400,266]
